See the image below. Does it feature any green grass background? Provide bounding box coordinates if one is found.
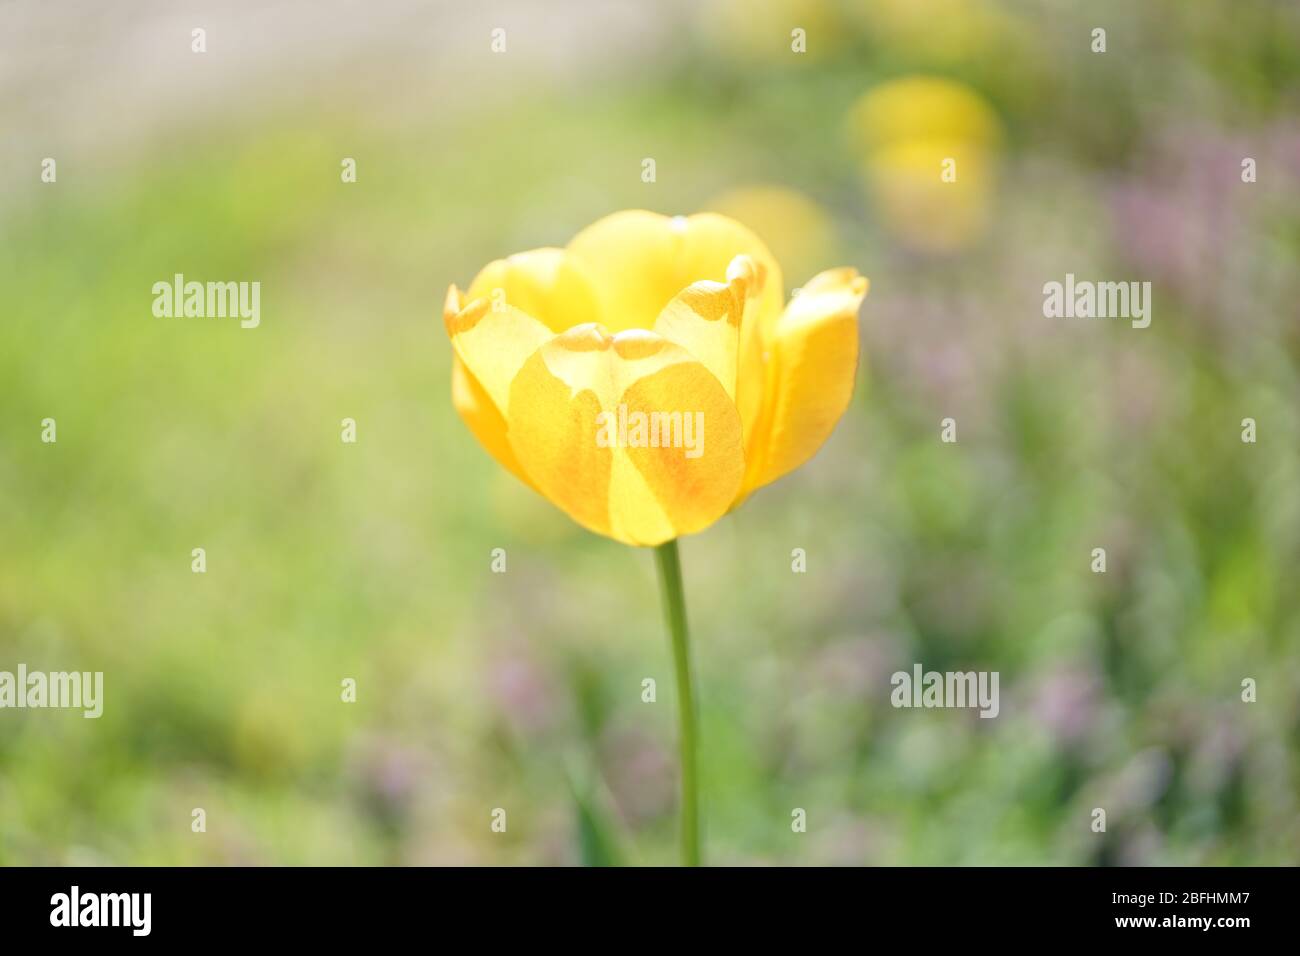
[1,0,1297,864]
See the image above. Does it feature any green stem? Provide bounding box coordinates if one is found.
[654,539,701,867]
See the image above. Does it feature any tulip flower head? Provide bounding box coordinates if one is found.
[444,210,868,547]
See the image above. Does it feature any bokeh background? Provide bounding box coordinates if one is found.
[2,0,1298,865]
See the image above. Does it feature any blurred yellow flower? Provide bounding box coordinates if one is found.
[849,75,1002,253]
[444,210,868,547]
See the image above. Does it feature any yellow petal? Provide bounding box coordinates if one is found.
[566,210,784,335]
[450,353,536,489]
[443,285,537,487]
[506,324,745,547]
[741,269,868,496]
[465,247,601,334]
[443,284,464,322]
[735,260,773,453]
[651,254,762,404]
[444,291,553,414]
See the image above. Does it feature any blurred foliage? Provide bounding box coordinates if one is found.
[1,0,1298,864]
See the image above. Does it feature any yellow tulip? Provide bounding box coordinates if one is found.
[443,210,868,548]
